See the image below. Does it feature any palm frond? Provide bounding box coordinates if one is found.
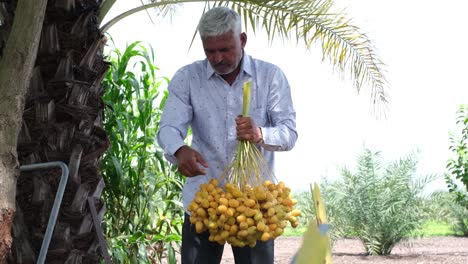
[145,0,181,21]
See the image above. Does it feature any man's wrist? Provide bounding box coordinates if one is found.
[174,145,188,159]
[256,127,264,144]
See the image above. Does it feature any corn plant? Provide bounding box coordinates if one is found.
[322,149,436,255]
[101,40,184,263]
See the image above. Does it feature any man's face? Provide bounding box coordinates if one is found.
[202,31,246,76]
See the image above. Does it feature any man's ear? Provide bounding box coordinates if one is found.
[240,32,247,48]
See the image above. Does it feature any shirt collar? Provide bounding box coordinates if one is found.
[205,50,253,79]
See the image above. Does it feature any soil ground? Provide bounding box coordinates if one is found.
[219,236,468,263]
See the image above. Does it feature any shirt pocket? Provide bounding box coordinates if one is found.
[250,107,268,127]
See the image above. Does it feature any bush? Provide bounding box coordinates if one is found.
[322,149,436,255]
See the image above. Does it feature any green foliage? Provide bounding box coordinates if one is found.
[101,40,184,263]
[320,149,436,255]
[282,219,459,237]
[419,221,456,236]
[427,191,468,237]
[446,104,468,209]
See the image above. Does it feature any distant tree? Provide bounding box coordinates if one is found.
[446,104,468,209]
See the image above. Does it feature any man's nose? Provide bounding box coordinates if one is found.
[213,52,223,63]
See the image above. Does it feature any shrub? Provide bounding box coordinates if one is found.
[323,149,436,255]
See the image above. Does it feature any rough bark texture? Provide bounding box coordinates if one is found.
[0,210,14,264]
[0,154,16,264]
[10,0,110,263]
[0,0,48,262]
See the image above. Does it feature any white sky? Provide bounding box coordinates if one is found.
[103,0,468,192]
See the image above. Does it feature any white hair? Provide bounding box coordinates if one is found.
[198,6,242,38]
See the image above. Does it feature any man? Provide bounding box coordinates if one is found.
[157,6,297,264]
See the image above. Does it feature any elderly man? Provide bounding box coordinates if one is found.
[157,6,297,264]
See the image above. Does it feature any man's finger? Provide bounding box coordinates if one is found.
[196,153,209,168]
[178,165,189,177]
[186,158,205,176]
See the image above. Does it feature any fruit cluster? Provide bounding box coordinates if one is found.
[188,178,301,247]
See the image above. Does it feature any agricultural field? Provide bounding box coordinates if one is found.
[162,222,468,263]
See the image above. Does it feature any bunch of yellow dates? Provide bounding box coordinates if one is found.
[188,178,301,247]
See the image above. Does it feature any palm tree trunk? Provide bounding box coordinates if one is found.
[10,0,110,262]
[0,0,48,262]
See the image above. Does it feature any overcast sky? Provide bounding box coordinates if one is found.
[103,0,468,192]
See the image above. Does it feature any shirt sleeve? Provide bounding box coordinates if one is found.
[260,67,298,152]
[156,68,193,164]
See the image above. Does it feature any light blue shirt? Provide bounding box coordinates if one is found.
[157,52,297,211]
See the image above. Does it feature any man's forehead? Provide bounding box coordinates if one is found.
[202,31,237,41]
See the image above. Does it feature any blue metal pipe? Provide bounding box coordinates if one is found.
[20,161,69,264]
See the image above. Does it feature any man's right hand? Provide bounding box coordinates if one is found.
[174,146,208,177]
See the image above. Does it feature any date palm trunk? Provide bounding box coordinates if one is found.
[9,0,109,262]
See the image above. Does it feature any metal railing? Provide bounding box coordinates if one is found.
[20,161,69,264]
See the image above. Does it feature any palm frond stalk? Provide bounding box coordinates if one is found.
[225,0,388,113]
